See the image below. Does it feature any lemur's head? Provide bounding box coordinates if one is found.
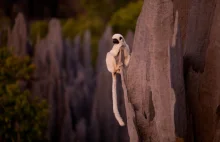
[112,34,125,45]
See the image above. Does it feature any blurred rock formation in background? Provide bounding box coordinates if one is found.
[2,0,220,141]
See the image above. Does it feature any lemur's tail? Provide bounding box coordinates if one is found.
[112,73,125,126]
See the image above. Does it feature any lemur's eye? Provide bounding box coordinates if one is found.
[119,37,122,40]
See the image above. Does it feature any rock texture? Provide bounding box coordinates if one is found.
[128,0,175,141]
[125,30,134,52]
[125,0,220,142]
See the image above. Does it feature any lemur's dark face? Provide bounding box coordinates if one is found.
[112,34,124,44]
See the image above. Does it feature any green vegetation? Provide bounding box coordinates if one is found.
[62,15,104,39]
[0,47,49,141]
[110,0,143,35]
[62,18,76,39]
[79,0,129,22]
[30,21,48,45]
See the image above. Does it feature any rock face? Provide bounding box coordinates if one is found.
[126,1,182,141]
[125,0,220,142]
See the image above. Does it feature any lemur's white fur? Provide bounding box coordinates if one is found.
[106,33,130,126]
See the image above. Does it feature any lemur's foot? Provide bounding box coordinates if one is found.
[116,69,121,74]
[117,62,123,68]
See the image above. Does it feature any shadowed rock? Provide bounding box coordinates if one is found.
[60,85,75,142]
[184,0,215,73]
[73,35,87,86]
[82,30,95,95]
[183,0,220,141]
[82,30,92,70]
[0,28,9,47]
[0,31,1,46]
[170,11,187,140]
[75,118,87,142]
[63,39,77,83]
[74,35,81,63]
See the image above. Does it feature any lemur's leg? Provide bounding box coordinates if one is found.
[106,52,118,74]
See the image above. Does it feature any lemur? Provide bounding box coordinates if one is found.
[105,33,131,126]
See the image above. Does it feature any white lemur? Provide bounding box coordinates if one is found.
[105,33,131,126]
